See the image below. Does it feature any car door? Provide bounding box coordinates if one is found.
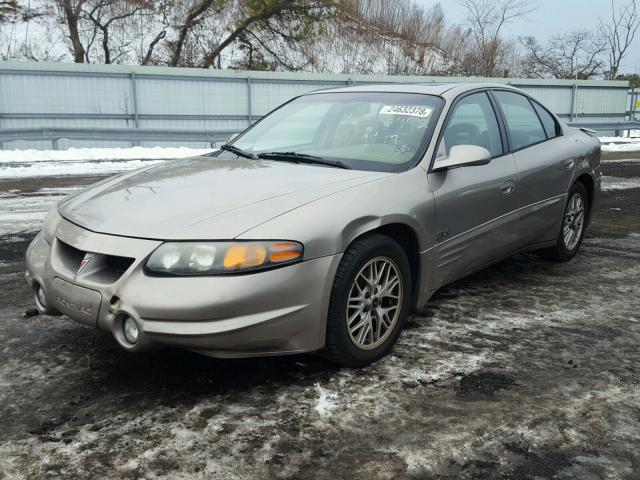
[492,91,575,247]
[428,91,521,288]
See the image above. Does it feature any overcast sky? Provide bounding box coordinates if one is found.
[416,0,640,74]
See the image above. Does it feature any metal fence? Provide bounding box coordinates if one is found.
[629,89,639,120]
[0,61,633,150]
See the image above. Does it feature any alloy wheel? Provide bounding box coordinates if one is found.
[563,192,585,250]
[346,256,403,350]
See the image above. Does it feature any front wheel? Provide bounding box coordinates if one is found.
[322,233,412,367]
[539,181,589,262]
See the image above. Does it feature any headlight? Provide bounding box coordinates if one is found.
[42,207,62,244]
[145,241,303,275]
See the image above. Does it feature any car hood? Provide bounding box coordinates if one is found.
[58,156,387,240]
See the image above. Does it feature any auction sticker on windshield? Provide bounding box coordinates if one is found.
[379,105,433,118]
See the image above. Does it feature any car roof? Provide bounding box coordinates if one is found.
[304,82,521,99]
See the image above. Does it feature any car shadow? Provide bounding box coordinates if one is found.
[6,325,342,441]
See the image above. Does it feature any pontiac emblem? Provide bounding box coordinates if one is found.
[78,253,94,273]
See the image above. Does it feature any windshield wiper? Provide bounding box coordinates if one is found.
[257,151,350,169]
[220,144,257,159]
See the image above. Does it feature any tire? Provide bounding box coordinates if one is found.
[539,181,589,262]
[322,233,412,367]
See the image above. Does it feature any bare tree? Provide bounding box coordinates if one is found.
[600,0,640,79]
[47,0,174,65]
[520,31,606,79]
[81,1,153,64]
[458,0,536,76]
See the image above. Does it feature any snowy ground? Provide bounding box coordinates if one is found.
[0,146,639,479]
[0,186,84,236]
[0,147,213,178]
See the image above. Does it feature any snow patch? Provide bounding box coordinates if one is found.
[598,136,640,144]
[0,146,213,178]
[601,176,640,191]
[601,144,640,153]
[0,146,213,163]
[0,185,85,235]
[315,383,338,417]
[601,158,640,163]
[599,137,640,153]
[171,427,197,449]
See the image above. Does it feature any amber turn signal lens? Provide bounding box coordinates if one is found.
[223,244,267,269]
[269,242,303,263]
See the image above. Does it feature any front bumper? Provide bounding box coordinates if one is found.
[25,218,341,358]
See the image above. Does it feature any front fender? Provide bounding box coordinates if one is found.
[340,212,429,255]
[236,168,436,260]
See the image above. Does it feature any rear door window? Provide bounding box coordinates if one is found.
[531,100,560,139]
[494,91,547,150]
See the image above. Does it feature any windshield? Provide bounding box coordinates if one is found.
[228,92,443,172]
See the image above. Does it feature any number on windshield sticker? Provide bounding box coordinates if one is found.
[379,105,433,118]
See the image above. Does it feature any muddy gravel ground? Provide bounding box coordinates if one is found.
[0,155,639,480]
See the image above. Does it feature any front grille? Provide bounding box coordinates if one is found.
[104,254,135,275]
[56,239,85,272]
[55,240,135,284]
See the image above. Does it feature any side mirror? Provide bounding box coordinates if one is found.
[433,145,492,171]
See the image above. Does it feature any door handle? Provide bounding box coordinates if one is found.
[500,180,516,195]
[564,158,576,170]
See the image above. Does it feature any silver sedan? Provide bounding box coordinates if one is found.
[26,83,601,367]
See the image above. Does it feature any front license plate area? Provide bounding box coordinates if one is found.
[51,277,102,326]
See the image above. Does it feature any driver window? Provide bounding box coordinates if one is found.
[438,92,503,160]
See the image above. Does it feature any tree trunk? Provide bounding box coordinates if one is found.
[101,26,110,63]
[62,0,86,63]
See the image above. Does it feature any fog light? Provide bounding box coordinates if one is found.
[123,317,139,344]
[35,284,47,310]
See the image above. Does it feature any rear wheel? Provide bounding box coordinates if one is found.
[539,181,589,262]
[322,233,412,367]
